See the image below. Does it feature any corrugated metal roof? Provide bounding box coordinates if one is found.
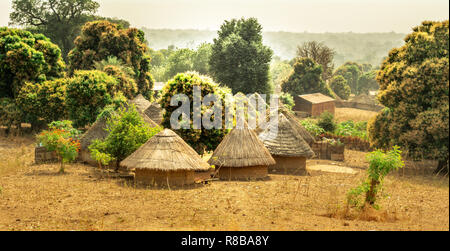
[298,93,335,104]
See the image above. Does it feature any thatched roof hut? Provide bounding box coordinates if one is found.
[121,129,210,187]
[79,117,109,166]
[259,114,315,175]
[129,95,159,127]
[144,102,163,125]
[294,93,335,117]
[209,122,275,180]
[280,109,316,146]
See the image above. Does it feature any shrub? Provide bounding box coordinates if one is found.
[347,146,404,209]
[300,119,325,138]
[66,70,120,128]
[16,79,68,128]
[89,104,161,170]
[0,98,22,130]
[37,121,81,173]
[279,92,295,110]
[160,72,231,155]
[317,111,336,132]
[335,120,368,140]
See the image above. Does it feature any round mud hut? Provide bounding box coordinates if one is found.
[208,122,276,181]
[258,114,315,175]
[120,129,211,187]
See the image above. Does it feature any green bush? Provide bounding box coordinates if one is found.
[66,70,120,128]
[317,111,336,132]
[300,119,325,137]
[0,98,22,129]
[89,104,161,169]
[16,79,68,127]
[0,27,65,99]
[335,120,368,140]
[329,75,351,100]
[279,92,295,110]
[347,146,404,208]
[160,72,231,155]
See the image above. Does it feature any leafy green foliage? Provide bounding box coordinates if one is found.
[279,92,295,111]
[333,62,379,95]
[329,75,351,100]
[37,121,81,173]
[210,18,273,94]
[68,20,154,99]
[65,70,121,128]
[281,57,333,98]
[16,79,68,127]
[89,105,161,168]
[296,41,336,81]
[160,72,231,155]
[9,0,100,58]
[317,111,336,132]
[368,21,449,173]
[347,146,404,208]
[335,120,368,140]
[299,119,325,138]
[0,27,65,99]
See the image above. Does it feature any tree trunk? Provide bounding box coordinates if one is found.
[365,179,380,206]
[434,159,449,175]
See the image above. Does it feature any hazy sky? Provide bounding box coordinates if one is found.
[1,0,448,33]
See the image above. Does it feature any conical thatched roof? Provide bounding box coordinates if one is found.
[129,95,159,127]
[258,114,315,158]
[80,117,108,151]
[208,122,275,168]
[120,129,210,171]
[144,102,163,125]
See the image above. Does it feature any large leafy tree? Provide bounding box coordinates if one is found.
[68,21,154,99]
[329,75,351,100]
[9,0,100,58]
[368,21,449,174]
[333,62,362,94]
[210,18,273,94]
[160,72,231,155]
[281,57,333,98]
[296,41,336,81]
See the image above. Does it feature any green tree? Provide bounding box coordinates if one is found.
[368,21,449,174]
[160,72,231,155]
[317,111,336,132]
[9,0,100,58]
[89,105,161,171]
[192,43,212,75]
[210,18,273,94]
[357,70,379,94]
[329,75,351,100]
[296,41,335,81]
[281,57,332,97]
[163,48,195,80]
[333,62,362,94]
[68,21,154,99]
[0,27,65,99]
[65,70,125,128]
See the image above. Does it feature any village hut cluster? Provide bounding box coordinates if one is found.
[78,93,318,188]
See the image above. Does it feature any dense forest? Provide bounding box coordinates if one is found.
[142,28,405,66]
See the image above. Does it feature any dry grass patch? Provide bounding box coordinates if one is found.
[335,108,378,123]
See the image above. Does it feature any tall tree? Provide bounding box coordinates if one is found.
[368,21,449,174]
[281,57,333,98]
[10,0,100,58]
[210,18,273,94]
[296,41,336,81]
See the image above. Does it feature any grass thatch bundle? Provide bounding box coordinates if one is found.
[120,129,210,171]
[208,122,275,168]
[80,117,108,151]
[259,114,315,158]
[145,102,163,125]
[129,95,158,127]
[280,107,316,146]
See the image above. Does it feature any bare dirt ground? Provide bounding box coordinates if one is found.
[0,136,448,231]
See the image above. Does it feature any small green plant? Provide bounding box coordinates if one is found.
[37,121,81,173]
[347,146,404,209]
[317,111,336,132]
[89,104,161,170]
[300,119,325,137]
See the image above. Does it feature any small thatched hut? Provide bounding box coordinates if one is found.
[120,129,210,187]
[79,117,109,166]
[144,102,163,125]
[129,95,159,127]
[280,108,316,146]
[208,122,275,180]
[259,114,315,175]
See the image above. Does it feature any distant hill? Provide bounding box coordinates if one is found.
[142,28,405,67]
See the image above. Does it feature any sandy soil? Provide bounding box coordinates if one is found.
[0,137,448,231]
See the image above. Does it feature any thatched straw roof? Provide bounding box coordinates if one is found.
[299,93,335,104]
[280,108,316,146]
[144,102,163,125]
[120,129,210,171]
[208,122,275,168]
[80,117,108,151]
[129,95,159,127]
[258,114,315,158]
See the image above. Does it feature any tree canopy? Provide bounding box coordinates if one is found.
[296,41,335,81]
[368,20,449,173]
[210,18,273,94]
